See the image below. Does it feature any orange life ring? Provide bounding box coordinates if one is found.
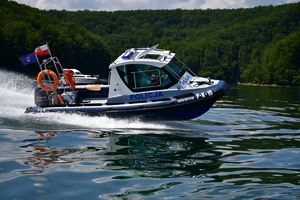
[37,70,59,92]
[63,70,76,91]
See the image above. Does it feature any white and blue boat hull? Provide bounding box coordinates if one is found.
[25,81,226,120]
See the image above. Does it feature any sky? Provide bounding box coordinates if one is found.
[12,0,300,11]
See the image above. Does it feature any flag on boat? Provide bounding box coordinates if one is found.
[19,52,38,66]
[35,44,50,55]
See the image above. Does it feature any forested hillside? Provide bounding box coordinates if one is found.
[1,0,300,85]
[45,3,300,85]
[0,0,112,76]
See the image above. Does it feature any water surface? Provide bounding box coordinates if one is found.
[0,69,299,199]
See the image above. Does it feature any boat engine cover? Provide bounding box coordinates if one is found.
[34,86,49,106]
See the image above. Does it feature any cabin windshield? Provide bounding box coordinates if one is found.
[164,57,186,80]
[117,63,180,92]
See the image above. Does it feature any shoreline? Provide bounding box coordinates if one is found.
[237,82,300,88]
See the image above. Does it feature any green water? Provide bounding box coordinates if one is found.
[0,69,300,199]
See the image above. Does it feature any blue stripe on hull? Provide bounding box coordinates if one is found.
[108,100,216,120]
[25,100,215,120]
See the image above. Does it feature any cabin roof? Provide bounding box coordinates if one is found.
[109,45,175,69]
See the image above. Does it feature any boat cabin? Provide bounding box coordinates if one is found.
[107,44,208,103]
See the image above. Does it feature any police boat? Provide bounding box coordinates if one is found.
[25,44,227,120]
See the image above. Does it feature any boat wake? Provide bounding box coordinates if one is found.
[0,69,169,131]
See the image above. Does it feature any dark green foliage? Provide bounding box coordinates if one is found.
[43,3,300,85]
[0,0,112,77]
[1,0,300,85]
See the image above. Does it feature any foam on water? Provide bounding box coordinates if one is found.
[0,69,168,130]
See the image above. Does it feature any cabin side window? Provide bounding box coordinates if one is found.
[117,64,177,92]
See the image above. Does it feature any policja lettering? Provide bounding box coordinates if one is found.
[130,92,164,100]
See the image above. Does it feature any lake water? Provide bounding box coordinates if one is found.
[0,69,300,200]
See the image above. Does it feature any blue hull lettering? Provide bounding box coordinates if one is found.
[130,92,164,101]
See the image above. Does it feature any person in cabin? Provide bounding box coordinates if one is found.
[146,70,160,86]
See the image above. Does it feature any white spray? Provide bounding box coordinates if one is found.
[0,69,168,130]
